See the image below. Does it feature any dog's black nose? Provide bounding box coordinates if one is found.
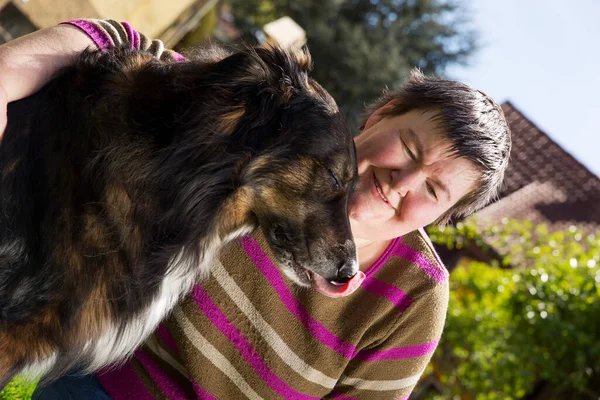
[334,264,357,284]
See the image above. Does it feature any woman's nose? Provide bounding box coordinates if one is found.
[390,167,423,197]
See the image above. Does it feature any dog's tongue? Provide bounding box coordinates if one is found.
[312,271,366,298]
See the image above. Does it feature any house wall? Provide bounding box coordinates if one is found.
[90,0,198,38]
[13,0,99,29]
[13,0,198,39]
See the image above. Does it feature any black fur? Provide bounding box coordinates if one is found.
[0,45,357,385]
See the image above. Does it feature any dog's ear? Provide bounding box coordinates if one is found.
[245,45,314,102]
[214,46,315,137]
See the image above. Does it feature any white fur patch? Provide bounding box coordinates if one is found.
[19,352,57,380]
[86,224,254,372]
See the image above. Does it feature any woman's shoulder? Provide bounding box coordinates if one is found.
[374,228,449,295]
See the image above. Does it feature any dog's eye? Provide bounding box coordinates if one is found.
[327,169,341,190]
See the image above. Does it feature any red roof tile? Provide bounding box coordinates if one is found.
[475,101,600,233]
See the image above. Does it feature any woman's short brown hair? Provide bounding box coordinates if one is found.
[361,70,512,225]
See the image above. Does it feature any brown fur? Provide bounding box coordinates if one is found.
[0,44,358,386]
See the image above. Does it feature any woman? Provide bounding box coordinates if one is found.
[0,20,510,399]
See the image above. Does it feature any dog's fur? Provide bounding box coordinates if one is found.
[0,45,358,387]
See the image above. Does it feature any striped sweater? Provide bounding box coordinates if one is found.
[63,20,450,400]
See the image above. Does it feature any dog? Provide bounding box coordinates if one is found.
[0,44,359,387]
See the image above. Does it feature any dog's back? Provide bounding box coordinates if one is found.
[0,53,122,383]
[0,48,207,383]
[1,80,87,322]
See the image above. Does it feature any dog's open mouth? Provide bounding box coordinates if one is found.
[291,255,365,298]
[307,270,365,298]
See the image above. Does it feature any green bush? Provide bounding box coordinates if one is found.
[427,219,600,399]
[0,377,37,400]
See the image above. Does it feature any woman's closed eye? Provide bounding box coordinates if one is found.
[426,182,438,200]
[401,137,416,161]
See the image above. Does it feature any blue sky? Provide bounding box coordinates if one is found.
[446,0,600,176]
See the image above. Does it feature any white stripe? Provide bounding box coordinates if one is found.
[212,261,338,389]
[93,19,123,46]
[145,334,189,378]
[173,307,264,400]
[339,372,421,391]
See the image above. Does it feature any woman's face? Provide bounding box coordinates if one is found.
[349,107,479,242]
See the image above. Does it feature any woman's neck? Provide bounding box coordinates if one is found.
[355,237,392,272]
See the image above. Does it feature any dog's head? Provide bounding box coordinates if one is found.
[216,46,360,292]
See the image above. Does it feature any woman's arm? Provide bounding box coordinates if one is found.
[0,24,95,137]
[0,24,95,103]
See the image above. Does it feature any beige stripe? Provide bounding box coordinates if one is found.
[92,19,124,46]
[147,40,166,59]
[161,49,180,61]
[173,307,264,400]
[340,372,421,391]
[139,35,151,51]
[212,261,337,389]
[105,20,129,45]
[145,334,188,378]
[136,32,166,59]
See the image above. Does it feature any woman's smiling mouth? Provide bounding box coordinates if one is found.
[372,171,395,209]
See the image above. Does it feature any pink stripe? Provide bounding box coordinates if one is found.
[172,53,187,62]
[356,338,440,361]
[121,21,137,49]
[330,390,359,400]
[191,285,320,399]
[193,380,219,400]
[61,20,114,50]
[392,243,448,284]
[156,323,179,354]
[362,236,401,277]
[419,227,446,268]
[361,277,413,311]
[331,389,409,400]
[133,30,141,50]
[135,349,195,400]
[240,236,358,359]
[97,362,154,400]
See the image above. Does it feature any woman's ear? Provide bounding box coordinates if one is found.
[363,101,396,131]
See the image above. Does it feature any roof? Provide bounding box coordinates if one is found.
[475,101,600,233]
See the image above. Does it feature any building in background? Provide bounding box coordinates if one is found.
[263,16,306,50]
[0,0,221,47]
[435,101,600,270]
[479,101,600,234]
[417,101,600,399]
[0,1,305,50]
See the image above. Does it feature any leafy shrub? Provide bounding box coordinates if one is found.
[427,219,600,399]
